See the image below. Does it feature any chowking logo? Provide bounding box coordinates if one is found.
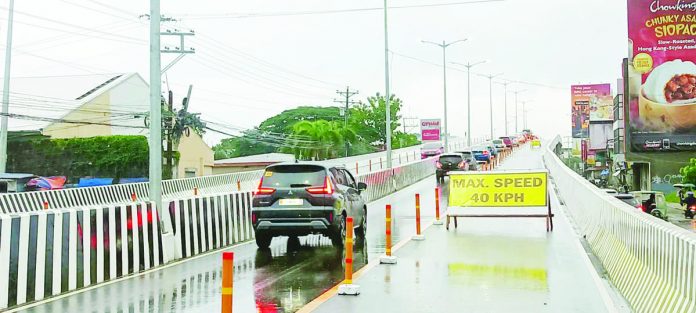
[448,172,548,207]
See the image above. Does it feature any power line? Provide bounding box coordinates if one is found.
[178,0,505,20]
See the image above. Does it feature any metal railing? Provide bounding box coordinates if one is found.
[543,135,696,313]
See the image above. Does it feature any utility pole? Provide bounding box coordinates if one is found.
[384,0,393,168]
[149,0,162,209]
[452,61,486,147]
[0,0,15,173]
[422,39,467,152]
[334,87,359,157]
[512,89,526,133]
[166,90,174,179]
[483,73,503,140]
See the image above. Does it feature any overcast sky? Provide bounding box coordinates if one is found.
[0,0,628,145]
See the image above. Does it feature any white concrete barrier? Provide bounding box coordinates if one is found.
[543,135,696,313]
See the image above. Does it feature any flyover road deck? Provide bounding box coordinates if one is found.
[13,164,441,313]
[305,146,632,313]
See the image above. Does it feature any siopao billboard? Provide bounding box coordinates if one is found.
[627,0,696,151]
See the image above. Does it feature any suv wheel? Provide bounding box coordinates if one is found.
[331,214,346,247]
[355,208,367,238]
[255,232,273,249]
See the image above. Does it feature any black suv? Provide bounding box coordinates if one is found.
[251,163,367,249]
[436,153,472,183]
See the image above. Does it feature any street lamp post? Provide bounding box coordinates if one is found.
[483,73,503,140]
[496,81,511,136]
[384,0,393,168]
[453,61,486,147]
[512,89,526,133]
[422,39,466,152]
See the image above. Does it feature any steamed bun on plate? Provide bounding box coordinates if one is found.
[644,59,696,104]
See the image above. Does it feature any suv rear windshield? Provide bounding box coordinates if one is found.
[439,155,463,163]
[262,165,326,188]
[458,151,473,158]
[492,140,503,145]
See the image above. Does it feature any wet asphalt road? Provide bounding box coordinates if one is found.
[17,176,441,313]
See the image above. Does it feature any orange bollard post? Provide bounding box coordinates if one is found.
[369,159,372,172]
[413,194,425,240]
[355,162,359,175]
[43,201,49,210]
[434,188,443,225]
[131,192,137,202]
[380,157,383,169]
[236,180,241,191]
[380,205,397,264]
[399,154,402,164]
[221,252,234,313]
[338,217,360,295]
[194,187,199,196]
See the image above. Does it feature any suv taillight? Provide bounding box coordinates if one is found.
[483,150,489,155]
[254,179,276,196]
[436,161,442,169]
[306,177,334,195]
[458,161,466,169]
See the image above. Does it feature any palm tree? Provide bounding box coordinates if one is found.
[285,120,356,160]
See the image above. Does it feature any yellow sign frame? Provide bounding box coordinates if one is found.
[448,170,548,208]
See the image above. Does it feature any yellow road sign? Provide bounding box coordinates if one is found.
[531,139,541,148]
[448,171,548,207]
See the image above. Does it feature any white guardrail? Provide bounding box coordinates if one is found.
[543,136,696,313]
[0,141,459,215]
[0,157,436,310]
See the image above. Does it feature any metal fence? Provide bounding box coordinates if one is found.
[543,136,696,313]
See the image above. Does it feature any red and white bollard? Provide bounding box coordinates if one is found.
[338,217,360,295]
[380,205,397,264]
[433,188,443,225]
[413,194,425,241]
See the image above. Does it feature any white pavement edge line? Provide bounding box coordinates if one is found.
[550,180,620,313]
[5,240,255,313]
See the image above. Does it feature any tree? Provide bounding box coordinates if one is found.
[392,131,420,149]
[349,93,402,147]
[284,120,356,160]
[680,158,696,184]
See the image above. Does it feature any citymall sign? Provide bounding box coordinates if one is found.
[571,84,612,138]
[420,119,441,141]
[448,171,548,207]
[626,0,696,151]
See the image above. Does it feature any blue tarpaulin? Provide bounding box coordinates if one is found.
[78,178,114,187]
[118,178,148,184]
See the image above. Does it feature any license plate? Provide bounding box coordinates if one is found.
[279,199,303,206]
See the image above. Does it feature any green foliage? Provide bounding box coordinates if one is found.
[282,120,357,160]
[213,133,276,160]
[392,132,420,149]
[680,158,696,185]
[7,135,149,182]
[665,191,680,204]
[212,95,417,160]
[258,106,342,134]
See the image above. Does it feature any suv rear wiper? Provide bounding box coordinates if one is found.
[290,183,312,188]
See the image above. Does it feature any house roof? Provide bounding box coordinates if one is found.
[214,153,296,167]
[6,73,145,131]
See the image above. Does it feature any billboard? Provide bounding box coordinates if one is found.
[627,0,696,151]
[571,84,612,138]
[589,122,613,150]
[420,119,441,142]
